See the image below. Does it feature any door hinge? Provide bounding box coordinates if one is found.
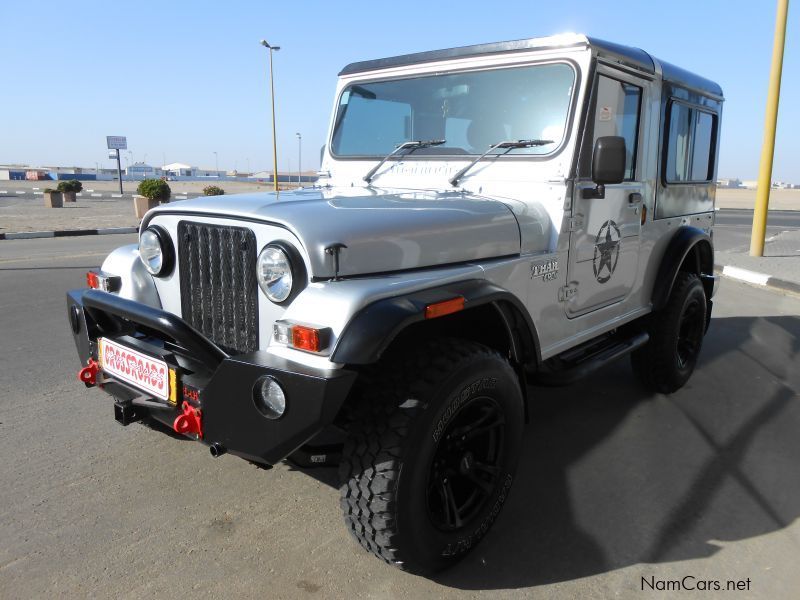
[559,284,578,302]
[566,215,584,232]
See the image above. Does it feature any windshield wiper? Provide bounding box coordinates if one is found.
[363,139,446,184]
[448,139,554,187]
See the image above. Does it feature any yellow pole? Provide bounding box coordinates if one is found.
[269,47,280,193]
[750,0,790,256]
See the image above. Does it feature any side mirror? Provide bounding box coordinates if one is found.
[583,136,626,199]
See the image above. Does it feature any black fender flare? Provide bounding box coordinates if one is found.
[330,279,540,366]
[651,226,714,311]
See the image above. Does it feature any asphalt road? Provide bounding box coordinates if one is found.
[715,209,800,253]
[2,236,800,599]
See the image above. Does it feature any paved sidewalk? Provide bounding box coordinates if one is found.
[715,229,800,295]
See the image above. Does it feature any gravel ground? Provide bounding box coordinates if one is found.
[0,181,280,233]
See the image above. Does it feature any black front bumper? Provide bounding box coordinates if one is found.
[67,289,356,465]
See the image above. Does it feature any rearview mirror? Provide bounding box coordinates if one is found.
[584,136,626,199]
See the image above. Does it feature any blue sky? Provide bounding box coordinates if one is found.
[2,0,797,180]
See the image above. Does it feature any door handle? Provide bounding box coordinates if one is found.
[628,192,642,204]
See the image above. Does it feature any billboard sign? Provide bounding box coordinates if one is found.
[106,136,127,150]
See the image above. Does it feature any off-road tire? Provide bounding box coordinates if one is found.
[338,339,524,574]
[631,271,707,393]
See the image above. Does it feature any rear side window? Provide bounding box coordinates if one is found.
[665,101,716,183]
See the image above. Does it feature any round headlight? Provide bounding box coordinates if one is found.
[139,226,173,276]
[253,376,286,419]
[257,245,293,303]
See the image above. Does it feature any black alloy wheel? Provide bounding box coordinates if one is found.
[426,397,505,531]
[676,295,705,370]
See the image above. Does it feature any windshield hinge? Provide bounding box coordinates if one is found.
[559,284,578,302]
[566,215,584,232]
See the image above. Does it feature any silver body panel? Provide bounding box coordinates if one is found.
[145,189,522,279]
[101,34,721,371]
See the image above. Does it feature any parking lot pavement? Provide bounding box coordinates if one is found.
[1,236,799,599]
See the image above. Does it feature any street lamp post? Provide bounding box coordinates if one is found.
[213,151,218,174]
[260,39,281,192]
[296,132,302,187]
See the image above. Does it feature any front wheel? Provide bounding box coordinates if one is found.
[338,339,524,574]
[631,271,708,393]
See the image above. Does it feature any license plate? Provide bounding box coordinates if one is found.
[98,338,171,401]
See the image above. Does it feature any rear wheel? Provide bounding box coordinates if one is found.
[631,271,707,393]
[338,339,524,574]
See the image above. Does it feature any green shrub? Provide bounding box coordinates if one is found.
[57,179,83,193]
[137,178,171,201]
[44,188,58,193]
[202,185,225,196]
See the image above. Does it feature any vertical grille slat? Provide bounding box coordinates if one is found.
[178,221,258,355]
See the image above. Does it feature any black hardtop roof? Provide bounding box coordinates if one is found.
[339,34,723,98]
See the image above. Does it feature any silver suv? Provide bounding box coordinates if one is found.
[67,33,722,574]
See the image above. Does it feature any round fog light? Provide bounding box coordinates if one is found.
[253,376,286,420]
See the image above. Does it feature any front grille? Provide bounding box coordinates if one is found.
[178,221,259,355]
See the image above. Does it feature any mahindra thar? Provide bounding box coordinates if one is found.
[67,33,722,573]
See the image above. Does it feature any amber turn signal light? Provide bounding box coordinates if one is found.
[424,296,465,319]
[273,321,331,354]
[292,325,321,352]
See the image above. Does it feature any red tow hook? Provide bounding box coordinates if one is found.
[78,358,100,387]
[173,401,203,438]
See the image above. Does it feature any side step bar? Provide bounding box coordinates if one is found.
[534,331,649,386]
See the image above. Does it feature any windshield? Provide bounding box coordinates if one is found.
[331,62,575,158]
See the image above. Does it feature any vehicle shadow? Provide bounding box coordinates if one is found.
[434,315,800,590]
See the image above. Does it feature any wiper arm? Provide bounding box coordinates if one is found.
[363,139,446,184]
[448,139,554,187]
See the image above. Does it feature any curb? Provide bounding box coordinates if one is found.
[0,226,138,241]
[715,263,800,296]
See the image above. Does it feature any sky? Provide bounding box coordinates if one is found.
[1,0,797,181]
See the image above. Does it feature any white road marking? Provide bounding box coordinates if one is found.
[86,189,94,192]
[34,192,43,195]
[0,190,7,194]
[32,187,40,190]
[91,193,102,197]
[721,265,770,286]
[111,194,123,198]
[175,196,188,200]
[16,191,25,194]
[4,231,56,239]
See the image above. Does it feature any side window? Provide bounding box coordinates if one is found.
[665,101,716,183]
[592,75,642,180]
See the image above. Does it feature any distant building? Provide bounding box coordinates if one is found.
[716,178,742,188]
[740,180,759,189]
[161,163,226,178]
[162,162,194,177]
[126,162,161,178]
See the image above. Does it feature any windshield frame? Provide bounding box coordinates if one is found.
[328,57,582,163]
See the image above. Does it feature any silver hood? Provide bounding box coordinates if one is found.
[146,188,521,278]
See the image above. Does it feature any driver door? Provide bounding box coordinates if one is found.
[566,68,648,317]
